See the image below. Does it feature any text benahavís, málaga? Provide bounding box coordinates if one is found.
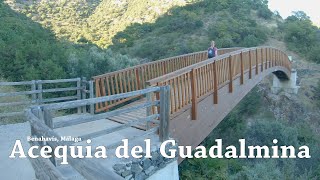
[9,139,310,165]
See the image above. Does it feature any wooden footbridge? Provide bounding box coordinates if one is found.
[18,46,291,179]
[92,46,291,148]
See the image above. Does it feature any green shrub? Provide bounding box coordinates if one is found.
[280,11,320,63]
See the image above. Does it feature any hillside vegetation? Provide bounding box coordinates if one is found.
[0,1,138,81]
[278,11,320,63]
[1,0,274,81]
[2,0,319,82]
[110,0,272,60]
[5,0,187,48]
[5,0,273,60]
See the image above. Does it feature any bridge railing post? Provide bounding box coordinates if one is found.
[240,52,244,85]
[146,85,153,130]
[89,80,94,114]
[37,80,43,104]
[159,85,170,142]
[81,77,87,113]
[255,49,259,75]
[31,80,37,104]
[135,68,141,90]
[249,50,252,79]
[43,107,56,166]
[190,69,198,120]
[262,48,265,72]
[76,78,81,114]
[228,55,233,93]
[213,61,218,104]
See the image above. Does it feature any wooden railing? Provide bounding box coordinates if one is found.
[93,48,242,112]
[146,47,291,119]
[0,78,93,118]
[26,85,170,179]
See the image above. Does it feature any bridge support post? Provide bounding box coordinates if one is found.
[159,85,170,142]
[272,69,299,94]
[190,69,198,120]
[89,80,94,114]
[261,49,264,72]
[81,77,87,113]
[228,56,233,93]
[240,52,244,84]
[213,62,218,104]
[256,49,259,75]
[249,51,252,79]
[76,78,82,114]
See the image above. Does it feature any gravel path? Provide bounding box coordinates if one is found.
[0,122,35,179]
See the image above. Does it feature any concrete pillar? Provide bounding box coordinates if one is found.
[271,69,299,94]
[147,160,179,180]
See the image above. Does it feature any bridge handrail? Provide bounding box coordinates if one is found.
[0,78,92,118]
[146,46,291,119]
[92,47,242,79]
[39,86,161,110]
[93,47,242,112]
[26,85,170,179]
[25,108,123,180]
[146,46,290,85]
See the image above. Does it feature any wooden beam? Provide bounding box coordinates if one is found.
[248,50,252,79]
[240,52,244,85]
[43,109,53,129]
[0,81,34,86]
[190,69,197,120]
[41,96,78,103]
[89,80,94,114]
[77,78,81,113]
[0,101,33,107]
[53,100,159,129]
[37,78,80,84]
[0,90,41,97]
[94,79,101,112]
[43,87,160,111]
[159,85,170,142]
[0,111,24,118]
[228,56,233,93]
[41,87,81,93]
[213,61,218,104]
[135,68,141,90]
[82,77,87,113]
[31,80,36,103]
[256,48,259,75]
[80,114,159,140]
[28,141,65,180]
[265,48,268,69]
[261,48,264,72]
[25,109,123,180]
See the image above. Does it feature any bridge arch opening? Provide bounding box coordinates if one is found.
[273,70,290,80]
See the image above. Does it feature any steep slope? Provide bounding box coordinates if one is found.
[0,1,138,81]
[0,2,68,81]
[5,0,187,47]
[109,0,272,60]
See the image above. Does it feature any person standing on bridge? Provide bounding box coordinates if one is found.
[208,41,218,58]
